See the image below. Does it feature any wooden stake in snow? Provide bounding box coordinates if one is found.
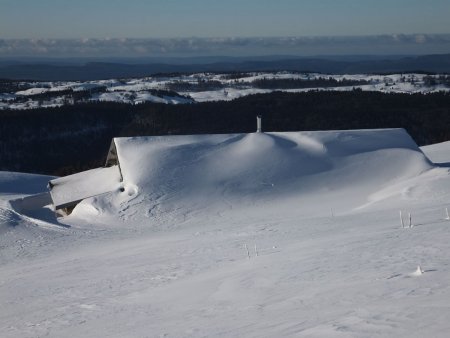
[256,115,262,133]
[446,207,449,220]
[254,244,259,257]
[399,210,404,228]
[244,244,250,259]
[408,212,413,228]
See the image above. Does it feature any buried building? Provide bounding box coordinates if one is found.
[48,139,125,214]
[46,126,433,217]
[48,165,122,215]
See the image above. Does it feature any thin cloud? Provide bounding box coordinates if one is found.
[0,35,449,58]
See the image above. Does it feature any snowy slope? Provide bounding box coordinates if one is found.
[0,171,55,198]
[1,130,450,337]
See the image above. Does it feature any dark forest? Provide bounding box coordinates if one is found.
[1,90,450,176]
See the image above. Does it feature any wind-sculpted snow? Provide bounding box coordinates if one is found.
[3,130,450,337]
[69,129,433,226]
[0,171,55,196]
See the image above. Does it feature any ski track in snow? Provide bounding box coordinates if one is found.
[1,133,450,337]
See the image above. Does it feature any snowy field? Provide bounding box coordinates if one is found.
[1,129,450,337]
[1,72,449,110]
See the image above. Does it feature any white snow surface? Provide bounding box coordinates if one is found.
[2,129,450,337]
[421,141,450,164]
[90,91,193,105]
[49,165,122,209]
[15,87,50,96]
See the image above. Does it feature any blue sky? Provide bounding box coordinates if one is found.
[1,0,449,57]
[1,0,449,39]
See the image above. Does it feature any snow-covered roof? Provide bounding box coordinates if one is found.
[93,128,431,220]
[50,128,431,217]
[49,165,122,210]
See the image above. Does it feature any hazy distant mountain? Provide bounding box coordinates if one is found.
[0,54,449,81]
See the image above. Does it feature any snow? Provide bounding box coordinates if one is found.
[421,141,450,164]
[90,91,193,105]
[2,129,450,337]
[15,87,50,96]
[103,129,430,224]
[0,93,16,101]
[411,265,424,276]
[49,165,122,209]
[2,72,449,110]
[90,91,133,104]
[188,87,272,102]
[0,171,55,198]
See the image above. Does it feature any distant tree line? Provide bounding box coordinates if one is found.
[220,72,252,80]
[1,90,450,176]
[142,88,190,99]
[251,77,370,89]
[165,79,225,92]
[0,79,32,93]
[165,77,371,92]
[423,75,450,87]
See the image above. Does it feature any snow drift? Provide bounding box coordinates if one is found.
[71,128,432,223]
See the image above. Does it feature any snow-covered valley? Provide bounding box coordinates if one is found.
[1,72,449,110]
[1,129,450,337]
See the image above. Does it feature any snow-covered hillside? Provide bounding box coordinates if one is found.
[1,129,450,337]
[1,72,449,110]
